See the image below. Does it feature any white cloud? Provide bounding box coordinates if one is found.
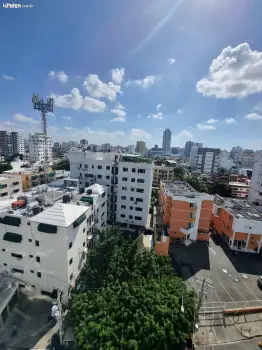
[65,126,72,131]
[52,88,105,112]
[111,116,126,122]
[2,74,14,81]
[111,109,126,118]
[173,130,193,140]
[253,103,262,112]
[127,75,156,88]
[245,113,262,120]
[116,103,125,110]
[82,96,106,113]
[177,109,183,114]
[49,70,68,83]
[148,112,163,120]
[196,123,216,131]
[224,117,236,124]
[196,43,262,99]
[111,68,125,85]
[131,128,152,140]
[207,118,218,124]
[62,116,72,120]
[83,74,121,101]
[156,104,162,110]
[110,107,126,122]
[14,113,40,124]
[167,57,176,65]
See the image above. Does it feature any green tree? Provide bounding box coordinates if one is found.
[185,176,208,193]
[53,159,70,171]
[209,181,231,197]
[173,167,185,180]
[217,167,227,176]
[0,163,12,174]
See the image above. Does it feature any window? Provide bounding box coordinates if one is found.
[1,216,21,227]
[121,214,125,218]
[98,165,102,169]
[29,254,33,258]
[132,168,136,173]
[130,206,133,210]
[92,165,94,169]
[137,179,145,183]
[70,273,73,280]
[121,205,126,209]
[135,216,142,221]
[189,203,195,208]
[83,241,86,247]
[11,253,22,259]
[36,256,40,263]
[38,223,57,234]
[131,178,135,182]
[13,189,19,193]
[73,213,86,228]
[135,207,143,212]
[37,272,41,278]
[97,175,102,179]
[122,177,127,181]
[106,176,110,179]
[138,169,146,174]
[12,268,24,274]
[3,232,22,243]
[28,239,32,242]
[2,248,5,252]
[123,167,128,172]
[30,270,34,273]
[69,258,73,265]
[69,242,72,249]
[12,182,19,186]
[131,188,135,192]
[136,188,144,193]
[35,240,39,247]
[83,227,86,233]
[189,212,194,218]
[3,263,7,267]
[122,186,127,191]
[130,197,134,201]
[102,202,105,207]
[106,166,110,170]
[129,215,133,219]
[1,192,8,197]
[102,192,105,198]
[121,196,126,200]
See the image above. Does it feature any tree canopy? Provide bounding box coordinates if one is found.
[0,163,12,174]
[52,159,70,171]
[70,228,196,350]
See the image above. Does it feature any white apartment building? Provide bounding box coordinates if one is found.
[11,132,24,154]
[101,143,111,152]
[229,181,250,199]
[0,175,22,198]
[0,131,24,157]
[0,187,97,302]
[249,151,262,205]
[241,152,255,168]
[28,133,52,163]
[127,145,135,154]
[190,147,220,174]
[69,151,153,230]
[153,165,175,186]
[135,141,146,155]
[230,146,243,164]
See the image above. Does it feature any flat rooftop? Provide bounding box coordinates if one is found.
[214,195,262,221]
[161,180,199,198]
[229,182,250,188]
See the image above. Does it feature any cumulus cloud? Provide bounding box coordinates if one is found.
[207,118,218,124]
[196,43,262,99]
[245,113,262,120]
[224,117,236,124]
[127,75,156,88]
[83,74,121,101]
[116,103,125,110]
[131,128,151,140]
[14,113,40,124]
[253,103,262,112]
[196,123,216,131]
[2,74,14,81]
[82,97,106,112]
[111,109,126,118]
[111,68,125,85]
[49,70,68,83]
[156,104,162,110]
[167,57,176,65]
[148,113,163,120]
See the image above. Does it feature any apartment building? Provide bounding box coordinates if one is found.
[212,195,262,253]
[127,145,135,154]
[28,133,52,163]
[69,151,153,230]
[0,186,99,302]
[11,132,24,154]
[159,180,214,244]
[190,147,220,174]
[162,129,172,155]
[229,181,250,199]
[0,131,24,157]
[184,141,203,158]
[230,146,243,164]
[241,151,255,168]
[248,151,262,205]
[135,141,146,155]
[0,175,22,198]
[153,165,175,186]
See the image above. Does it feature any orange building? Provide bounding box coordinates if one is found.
[212,195,262,253]
[155,235,170,255]
[159,181,214,244]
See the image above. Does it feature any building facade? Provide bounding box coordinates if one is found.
[135,141,146,155]
[212,195,262,254]
[159,180,214,244]
[162,129,172,155]
[153,165,175,186]
[28,133,52,163]
[230,146,243,164]
[229,181,250,198]
[241,151,255,168]
[127,145,135,154]
[0,175,22,197]
[0,131,24,157]
[191,147,220,174]
[248,151,262,205]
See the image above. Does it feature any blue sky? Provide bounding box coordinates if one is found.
[1,0,262,149]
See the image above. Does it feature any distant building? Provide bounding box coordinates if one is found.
[229,181,250,199]
[28,133,52,163]
[135,141,146,155]
[190,147,220,175]
[127,145,135,154]
[80,139,88,148]
[241,151,255,168]
[230,146,243,164]
[153,165,176,186]
[248,151,262,205]
[0,174,23,197]
[0,131,24,157]
[218,150,234,170]
[162,129,172,155]
[101,143,111,152]
[184,142,203,158]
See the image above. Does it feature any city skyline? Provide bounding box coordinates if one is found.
[1,0,262,149]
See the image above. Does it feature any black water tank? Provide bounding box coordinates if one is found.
[33,206,41,215]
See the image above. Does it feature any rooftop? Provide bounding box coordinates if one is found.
[161,180,199,198]
[229,182,250,188]
[214,195,262,221]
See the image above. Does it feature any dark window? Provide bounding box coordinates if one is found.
[137,179,145,183]
[102,192,105,198]
[70,273,73,280]
[130,206,133,210]
[3,232,22,243]
[129,215,133,219]
[69,258,73,265]
[102,202,105,207]
[138,169,146,174]
[13,189,19,193]
[32,285,36,289]
[123,167,128,172]
[121,196,126,200]
[136,188,144,193]
[135,216,142,221]
[11,253,22,259]
[130,197,134,201]
[92,165,94,169]
[106,166,110,170]
[121,205,126,209]
[121,214,125,218]
[132,168,136,173]
[135,207,143,212]
[83,228,85,233]
[122,186,127,191]
[3,263,7,266]
[97,175,102,179]
[28,239,32,242]
[136,198,143,202]
[30,270,34,273]
[131,188,135,192]
[69,242,72,249]
[1,216,21,227]
[29,254,33,258]
[106,176,110,179]
[36,256,40,263]
[98,165,102,169]
[83,241,86,247]
[2,248,5,252]
[37,272,41,278]
[122,177,127,181]
[73,213,86,228]
[38,223,57,234]
[1,192,8,197]
[35,240,39,247]
[131,178,135,182]
[12,182,19,186]
[12,268,24,274]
